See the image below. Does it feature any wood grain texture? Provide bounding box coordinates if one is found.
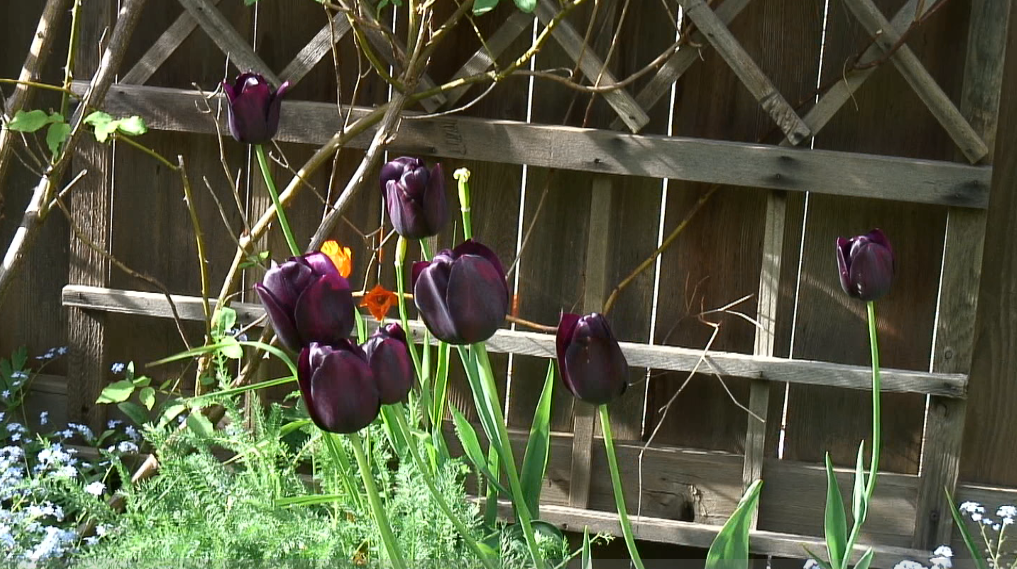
[960,0,1017,487]
[279,13,351,86]
[914,0,1009,548]
[781,0,969,479]
[65,0,115,431]
[842,0,988,163]
[177,0,279,84]
[84,83,993,207]
[120,0,224,85]
[61,285,968,398]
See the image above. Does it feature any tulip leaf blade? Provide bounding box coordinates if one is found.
[705,479,762,569]
[96,379,135,404]
[450,404,509,495]
[946,489,990,569]
[473,0,499,15]
[854,548,874,569]
[520,359,555,520]
[824,453,848,569]
[582,527,592,569]
[852,441,866,522]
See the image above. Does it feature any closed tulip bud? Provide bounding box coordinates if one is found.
[255,252,356,352]
[836,229,895,301]
[380,157,448,239]
[412,240,508,345]
[222,72,290,145]
[363,323,414,404]
[298,342,381,434]
[557,312,628,405]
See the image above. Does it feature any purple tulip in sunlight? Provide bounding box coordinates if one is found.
[412,240,508,345]
[363,323,414,404]
[380,157,449,239]
[255,252,355,352]
[222,72,290,144]
[298,342,381,434]
[836,229,895,301]
[557,312,628,405]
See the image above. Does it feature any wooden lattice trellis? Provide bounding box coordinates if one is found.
[56,0,1012,565]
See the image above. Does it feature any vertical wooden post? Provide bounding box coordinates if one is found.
[743,191,785,526]
[913,0,1010,549]
[569,176,614,509]
[66,0,115,430]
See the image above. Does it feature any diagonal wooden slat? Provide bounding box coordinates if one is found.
[781,0,929,147]
[442,11,533,109]
[843,0,989,163]
[121,0,223,85]
[177,0,280,84]
[280,12,352,86]
[534,0,650,132]
[610,0,753,131]
[677,0,811,145]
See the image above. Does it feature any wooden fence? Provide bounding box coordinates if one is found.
[3,0,1017,565]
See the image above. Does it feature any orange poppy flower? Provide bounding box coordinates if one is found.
[360,284,399,321]
[320,240,352,278]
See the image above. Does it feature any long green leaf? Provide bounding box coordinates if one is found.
[852,442,866,522]
[582,527,592,569]
[853,548,874,569]
[519,359,555,519]
[431,341,451,426]
[946,489,990,569]
[825,453,848,569]
[187,376,295,403]
[705,479,763,569]
[455,346,505,467]
[450,405,509,495]
[275,494,345,508]
[147,340,297,379]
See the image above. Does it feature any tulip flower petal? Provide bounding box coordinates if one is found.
[255,284,302,352]
[365,327,414,405]
[414,261,462,343]
[424,164,448,234]
[308,348,380,434]
[453,240,508,284]
[294,273,355,346]
[401,167,430,200]
[836,237,853,297]
[556,312,582,398]
[446,254,509,344]
[303,251,341,279]
[848,242,894,301]
[565,316,629,405]
[386,180,427,239]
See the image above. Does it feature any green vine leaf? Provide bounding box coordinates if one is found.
[512,0,535,12]
[7,110,50,132]
[45,121,71,156]
[97,379,136,404]
[474,0,500,14]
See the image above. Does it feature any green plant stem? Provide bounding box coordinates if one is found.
[348,432,407,569]
[254,144,300,256]
[322,431,362,510]
[395,237,423,381]
[60,0,82,120]
[392,410,498,569]
[472,344,544,568]
[599,404,646,569]
[455,170,473,240]
[839,301,883,569]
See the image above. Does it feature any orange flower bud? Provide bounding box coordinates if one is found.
[360,284,399,321]
[320,240,353,278]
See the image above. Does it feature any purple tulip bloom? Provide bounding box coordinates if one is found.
[298,342,381,434]
[255,252,355,352]
[363,323,414,404]
[836,229,895,301]
[380,157,448,239]
[557,312,628,405]
[412,240,509,345]
[222,72,290,145]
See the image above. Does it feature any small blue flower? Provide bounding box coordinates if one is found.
[38,411,48,425]
[110,362,126,374]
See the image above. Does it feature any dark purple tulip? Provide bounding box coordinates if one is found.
[556,312,628,405]
[298,342,381,434]
[363,323,414,404]
[222,72,290,145]
[412,240,508,345]
[836,229,895,301]
[380,157,448,239]
[255,252,355,352]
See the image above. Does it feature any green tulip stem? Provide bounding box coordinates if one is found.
[394,237,424,386]
[321,431,362,510]
[599,404,646,569]
[838,300,883,569]
[454,168,473,240]
[392,410,498,569]
[472,343,545,568]
[348,431,407,569]
[254,144,301,257]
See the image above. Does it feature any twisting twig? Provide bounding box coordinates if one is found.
[0,0,72,213]
[178,156,212,341]
[0,0,148,307]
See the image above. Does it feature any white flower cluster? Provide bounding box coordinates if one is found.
[958,501,1017,531]
[892,546,954,569]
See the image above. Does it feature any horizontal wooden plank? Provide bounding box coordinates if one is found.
[79,83,992,208]
[61,285,969,397]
